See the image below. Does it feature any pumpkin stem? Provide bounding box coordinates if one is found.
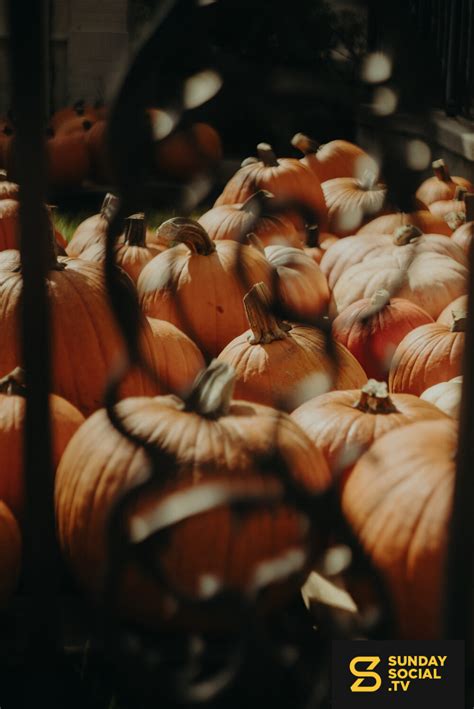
[0,367,26,396]
[73,99,85,115]
[185,360,235,419]
[445,210,466,231]
[257,143,279,167]
[432,159,450,182]
[244,282,291,345]
[124,213,146,247]
[393,224,423,245]
[465,193,474,223]
[306,224,320,248]
[370,289,390,310]
[0,169,7,182]
[241,156,259,167]
[45,206,66,271]
[358,170,379,191]
[247,232,266,254]
[451,310,467,332]
[155,217,216,255]
[454,185,467,201]
[100,192,119,221]
[240,190,274,214]
[354,379,398,414]
[291,133,320,156]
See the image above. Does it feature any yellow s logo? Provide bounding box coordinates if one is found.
[349,656,382,692]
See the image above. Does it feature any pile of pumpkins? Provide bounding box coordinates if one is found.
[0,131,472,641]
[0,102,222,190]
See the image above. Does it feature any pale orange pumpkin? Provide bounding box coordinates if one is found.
[415,159,473,206]
[217,282,366,411]
[357,210,452,236]
[138,218,270,357]
[0,500,21,607]
[389,312,465,395]
[291,132,376,182]
[341,418,457,639]
[451,192,474,255]
[66,193,118,257]
[322,172,388,237]
[421,376,463,419]
[292,379,447,478]
[331,290,433,380]
[55,360,332,629]
[429,185,467,224]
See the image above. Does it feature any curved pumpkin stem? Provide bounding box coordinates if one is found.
[185,360,235,419]
[257,143,279,167]
[240,190,274,215]
[370,289,390,310]
[0,367,26,396]
[451,310,467,332]
[354,379,398,414]
[124,213,146,247]
[155,217,216,255]
[393,224,423,245]
[432,159,450,182]
[445,210,466,231]
[45,206,66,271]
[291,132,320,156]
[247,232,266,254]
[244,282,291,345]
[100,192,119,221]
[358,170,380,191]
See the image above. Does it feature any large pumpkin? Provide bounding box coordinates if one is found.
[357,210,452,236]
[291,132,375,182]
[0,501,21,608]
[292,379,447,479]
[388,312,465,396]
[214,143,328,229]
[331,290,433,380]
[55,360,332,629]
[415,159,473,206]
[138,218,270,357]
[341,418,457,638]
[321,173,388,237]
[218,282,366,411]
[66,193,119,257]
[198,191,302,247]
[421,376,463,419]
[0,248,163,416]
[0,367,84,518]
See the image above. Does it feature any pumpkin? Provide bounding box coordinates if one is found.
[429,185,467,224]
[330,249,468,319]
[85,119,112,184]
[80,213,161,284]
[0,244,163,417]
[218,282,366,411]
[321,225,466,291]
[341,418,457,639]
[389,311,465,395]
[0,121,14,170]
[55,360,332,629]
[198,191,302,247]
[0,170,19,201]
[357,210,452,236]
[451,192,474,255]
[46,129,91,189]
[421,376,463,419]
[322,172,388,237]
[214,143,328,229]
[292,379,447,479]
[262,242,330,322]
[0,367,84,518]
[138,218,271,357]
[0,200,66,253]
[416,159,473,206]
[437,294,468,325]
[146,317,205,397]
[49,100,98,134]
[0,500,21,607]
[331,290,433,380]
[66,193,119,257]
[152,120,222,180]
[291,132,375,182]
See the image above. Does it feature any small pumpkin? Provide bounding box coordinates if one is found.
[49,100,98,134]
[421,376,463,419]
[292,379,447,478]
[153,120,222,180]
[214,142,328,229]
[55,360,331,629]
[389,312,465,395]
[341,418,457,639]
[0,501,21,607]
[357,210,452,236]
[218,282,366,411]
[429,185,467,223]
[198,191,302,247]
[331,290,433,380]
[291,132,375,182]
[322,172,388,237]
[66,193,119,257]
[416,159,473,206]
[138,218,271,357]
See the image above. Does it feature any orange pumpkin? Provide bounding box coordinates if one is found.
[55,360,332,629]
[292,379,447,479]
[331,290,433,380]
[138,218,270,357]
[218,282,366,411]
[389,312,465,395]
[291,132,375,182]
[416,159,473,206]
[153,119,222,180]
[0,122,14,170]
[303,227,339,264]
[429,185,467,224]
[66,193,119,257]
[322,173,388,237]
[341,418,457,638]
[0,367,84,518]
[49,101,98,134]
[421,376,463,419]
[0,500,21,607]
[215,143,328,229]
[198,191,302,247]
[437,294,468,325]
[46,129,91,189]
[451,192,474,255]
[85,119,112,184]
[357,210,452,236]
